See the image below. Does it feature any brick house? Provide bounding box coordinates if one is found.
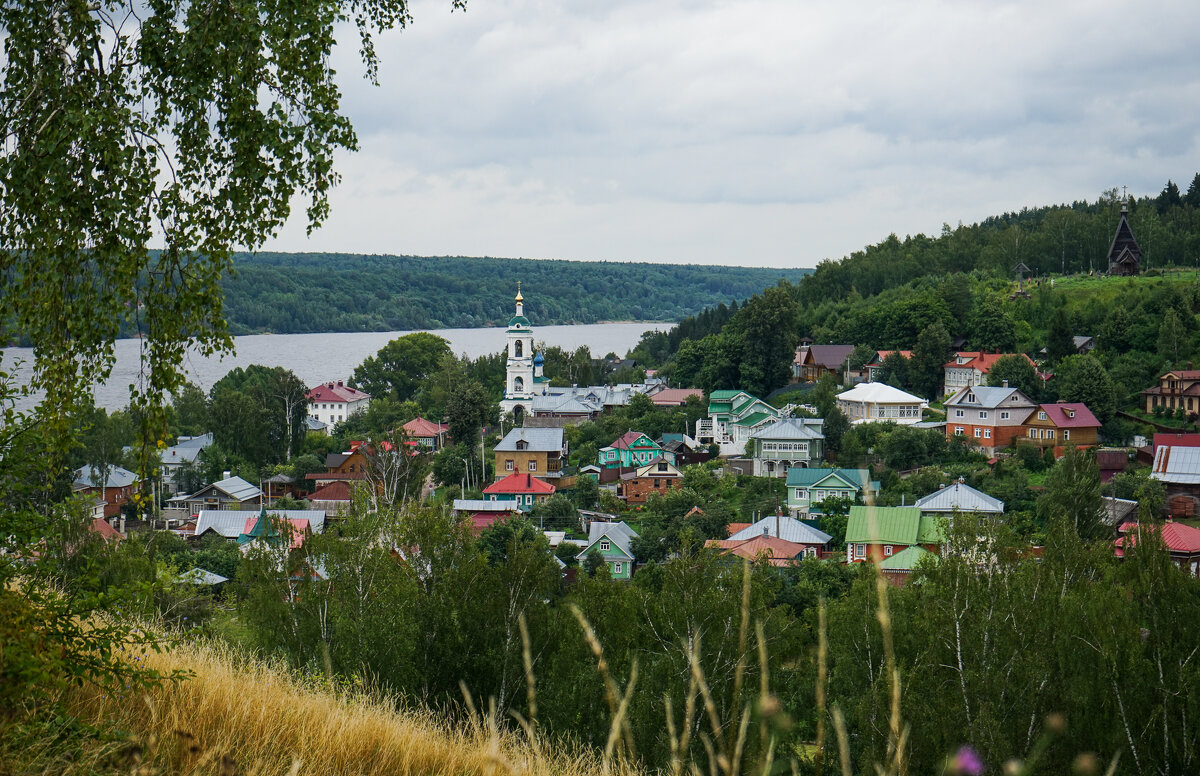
[845,506,944,564]
[944,385,1037,455]
[73,465,139,519]
[1020,402,1101,458]
[617,458,683,504]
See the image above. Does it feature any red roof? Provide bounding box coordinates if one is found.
[403,416,449,438]
[1154,433,1200,450]
[1115,521,1200,556]
[483,473,556,495]
[1163,370,1200,380]
[243,516,312,549]
[307,382,370,403]
[309,481,352,501]
[706,535,807,566]
[725,522,752,537]
[650,388,704,406]
[1036,402,1100,429]
[612,431,653,450]
[89,518,124,543]
[943,352,1038,373]
[875,350,912,360]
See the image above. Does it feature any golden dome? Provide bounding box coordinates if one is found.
[515,281,524,302]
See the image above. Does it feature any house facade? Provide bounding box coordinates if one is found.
[695,390,790,456]
[494,427,568,480]
[866,350,913,382]
[835,382,927,425]
[306,381,370,432]
[483,472,556,511]
[747,417,825,476]
[73,465,139,519]
[943,385,1037,455]
[575,521,639,580]
[913,479,1004,518]
[942,352,1040,398]
[176,475,264,514]
[795,344,855,383]
[616,458,683,504]
[1140,369,1200,415]
[599,431,672,469]
[845,506,944,563]
[1021,402,1101,457]
[785,467,876,516]
[159,433,213,494]
[401,417,449,451]
[1150,445,1200,518]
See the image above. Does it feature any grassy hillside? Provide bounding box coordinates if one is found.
[219,253,812,335]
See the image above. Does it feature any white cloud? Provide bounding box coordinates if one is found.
[263,0,1200,267]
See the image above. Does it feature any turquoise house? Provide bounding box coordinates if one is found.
[575,521,639,580]
[785,468,877,516]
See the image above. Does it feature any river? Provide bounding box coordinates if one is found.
[3,322,669,412]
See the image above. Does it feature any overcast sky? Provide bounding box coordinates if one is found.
[262,0,1200,269]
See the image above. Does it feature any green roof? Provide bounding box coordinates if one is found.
[878,545,936,571]
[507,315,531,329]
[916,515,946,544]
[735,411,772,428]
[845,506,923,544]
[787,467,871,489]
[709,390,743,400]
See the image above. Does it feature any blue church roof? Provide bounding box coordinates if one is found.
[534,351,545,365]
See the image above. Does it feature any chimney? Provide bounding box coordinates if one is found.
[762,525,769,538]
[775,512,781,537]
[338,380,343,387]
[1002,379,1009,388]
[118,516,125,535]
[223,470,231,480]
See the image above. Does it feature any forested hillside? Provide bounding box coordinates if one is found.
[218,253,811,334]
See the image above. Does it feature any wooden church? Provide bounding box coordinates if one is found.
[1107,199,1143,276]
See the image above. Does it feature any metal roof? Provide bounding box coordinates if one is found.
[913,481,1004,514]
[750,417,825,440]
[836,382,926,405]
[74,465,138,490]
[785,467,873,490]
[845,506,945,545]
[495,427,565,452]
[728,515,831,545]
[453,499,520,513]
[1152,445,1200,484]
[208,476,263,502]
[946,385,1035,410]
[878,546,936,571]
[195,509,325,538]
[578,521,639,560]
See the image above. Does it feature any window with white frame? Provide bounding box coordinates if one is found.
[600,540,610,551]
[954,426,965,435]
[978,411,988,419]
[614,562,623,574]
[1000,411,1009,419]
[505,459,514,471]
[528,460,537,472]
[974,428,982,438]
[955,409,964,417]
[1064,430,1071,440]
[884,545,893,556]
[983,429,991,438]
[855,544,865,557]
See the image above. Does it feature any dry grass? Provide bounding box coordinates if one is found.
[66,638,642,776]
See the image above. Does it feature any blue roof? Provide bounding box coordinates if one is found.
[534,351,545,365]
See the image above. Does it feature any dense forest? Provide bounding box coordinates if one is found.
[217,253,811,335]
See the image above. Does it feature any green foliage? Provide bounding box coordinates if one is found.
[966,297,1016,352]
[1045,306,1076,365]
[910,322,952,399]
[1038,447,1107,538]
[527,494,579,532]
[1054,354,1117,423]
[209,365,309,465]
[351,333,452,404]
[985,353,1041,398]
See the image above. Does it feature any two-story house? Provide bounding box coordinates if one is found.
[306,381,371,433]
[747,417,825,476]
[599,431,673,469]
[1141,369,1200,415]
[494,427,568,481]
[483,472,556,511]
[575,521,639,580]
[696,390,789,457]
[1021,402,1101,458]
[795,344,856,383]
[73,465,139,518]
[785,467,877,516]
[175,474,263,514]
[836,382,927,424]
[943,385,1037,455]
[159,433,213,494]
[942,352,1040,398]
[845,506,945,563]
[617,458,683,504]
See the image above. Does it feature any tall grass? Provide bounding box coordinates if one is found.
[68,638,641,776]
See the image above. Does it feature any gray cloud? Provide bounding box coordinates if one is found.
[263,0,1200,267]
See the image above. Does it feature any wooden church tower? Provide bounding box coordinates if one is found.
[1107,197,1142,276]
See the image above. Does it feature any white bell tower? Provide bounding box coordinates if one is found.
[500,282,536,419]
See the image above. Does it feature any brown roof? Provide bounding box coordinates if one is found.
[309,481,353,501]
[402,416,448,438]
[805,345,856,370]
[650,388,704,406]
[1033,403,1100,429]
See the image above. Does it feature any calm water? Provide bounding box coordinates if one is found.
[4,322,669,412]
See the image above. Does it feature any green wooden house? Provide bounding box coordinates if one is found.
[598,431,673,469]
[575,521,639,580]
[785,468,877,516]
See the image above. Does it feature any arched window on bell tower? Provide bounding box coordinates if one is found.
[515,340,523,358]
[514,376,525,393]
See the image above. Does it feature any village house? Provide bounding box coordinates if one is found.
[616,458,683,504]
[193,509,325,544]
[705,535,815,567]
[943,384,1037,455]
[306,380,370,433]
[865,350,912,382]
[785,467,876,516]
[746,417,825,476]
[659,434,711,467]
[727,513,832,555]
[1140,369,1200,415]
[172,474,263,515]
[159,433,212,494]
[695,390,791,457]
[942,352,1040,397]
[575,521,639,580]
[73,465,138,519]
[236,511,319,550]
[835,382,927,425]
[844,506,945,563]
[878,546,937,586]
[483,472,556,511]
[1021,402,1101,457]
[599,431,673,469]
[494,427,568,480]
[794,344,855,383]
[308,481,353,516]
[401,417,449,451]
[1150,445,1200,518]
[650,388,704,407]
[1114,521,1200,577]
[913,479,1004,519]
[451,499,521,533]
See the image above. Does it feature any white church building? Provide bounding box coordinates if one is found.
[499,284,551,420]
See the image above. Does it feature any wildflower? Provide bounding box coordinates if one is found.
[948,746,985,776]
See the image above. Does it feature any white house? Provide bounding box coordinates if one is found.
[835,382,927,425]
[306,381,370,433]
